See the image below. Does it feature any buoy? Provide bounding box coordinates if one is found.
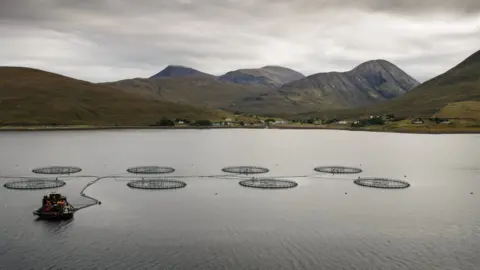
[98,201,102,205]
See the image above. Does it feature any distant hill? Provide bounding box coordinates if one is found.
[105,76,273,112]
[108,60,418,116]
[277,60,419,111]
[0,67,227,126]
[150,65,214,79]
[300,50,480,120]
[219,66,305,88]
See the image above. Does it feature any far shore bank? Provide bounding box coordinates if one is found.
[0,125,479,134]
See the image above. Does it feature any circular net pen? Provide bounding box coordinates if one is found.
[4,179,66,190]
[314,166,362,174]
[126,166,175,174]
[222,166,269,175]
[32,166,82,175]
[126,179,186,190]
[239,178,298,189]
[354,178,410,189]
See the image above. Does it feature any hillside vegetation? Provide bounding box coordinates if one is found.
[0,67,228,126]
[278,60,419,111]
[105,76,273,111]
[301,50,480,120]
[219,66,305,88]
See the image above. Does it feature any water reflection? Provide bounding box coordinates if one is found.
[34,217,74,235]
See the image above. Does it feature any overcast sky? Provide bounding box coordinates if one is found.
[1,0,479,82]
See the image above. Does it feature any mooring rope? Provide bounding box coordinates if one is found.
[73,176,106,211]
[1,171,365,213]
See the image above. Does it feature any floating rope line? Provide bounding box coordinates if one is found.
[74,176,104,211]
[0,166,412,215]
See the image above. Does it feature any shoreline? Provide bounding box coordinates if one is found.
[0,125,479,134]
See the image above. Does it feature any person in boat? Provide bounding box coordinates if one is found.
[44,199,53,212]
[42,195,48,206]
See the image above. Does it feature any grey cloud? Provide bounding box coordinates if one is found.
[0,0,479,82]
[2,0,480,22]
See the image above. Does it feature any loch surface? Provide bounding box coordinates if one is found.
[0,129,479,269]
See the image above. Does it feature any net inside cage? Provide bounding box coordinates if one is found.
[239,178,298,189]
[32,166,82,175]
[354,178,410,189]
[314,166,362,174]
[126,166,175,174]
[4,179,66,190]
[126,179,186,189]
[222,166,269,174]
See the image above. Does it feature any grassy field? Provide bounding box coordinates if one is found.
[271,121,480,133]
[0,121,478,133]
[0,67,234,126]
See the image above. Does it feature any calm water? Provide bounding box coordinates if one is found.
[0,129,479,270]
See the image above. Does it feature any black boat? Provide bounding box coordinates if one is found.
[33,192,75,219]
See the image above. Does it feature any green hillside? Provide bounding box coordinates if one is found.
[0,67,228,126]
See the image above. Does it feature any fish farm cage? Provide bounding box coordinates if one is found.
[32,166,82,175]
[222,166,270,175]
[3,179,66,190]
[126,166,175,174]
[239,178,298,189]
[314,166,362,174]
[354,178,410,189]
[126,179,186,190]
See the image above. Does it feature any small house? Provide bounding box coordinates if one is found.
[412,118,424,124]
[440,120,452,125]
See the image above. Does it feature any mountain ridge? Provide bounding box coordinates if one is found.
[273,59,420,112]
[150,65,215,79]
[299,49,480,120]
[106,59,419,116]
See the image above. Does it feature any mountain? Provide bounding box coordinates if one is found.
[301,50,480,120]
[105,76,273,111]
[0,67,227,126]
[276,60,420,111]
[150,65,214,79]
[106,60,419,116]
[219,66,305,88]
